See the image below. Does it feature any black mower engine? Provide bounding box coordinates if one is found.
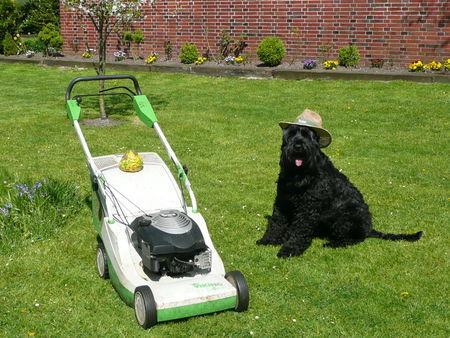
[130,210,211,275]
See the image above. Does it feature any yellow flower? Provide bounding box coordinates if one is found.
[425,61,442,71]
[445,59,450,70]
[145,55,157,64]
[408,60,425,72]
[323,60,338,70]
[400,291,409,296]
[194,56,207,65]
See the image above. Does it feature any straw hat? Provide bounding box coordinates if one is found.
[279,109,332,148]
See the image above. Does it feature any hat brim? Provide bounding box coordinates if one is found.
[279,121,332,148]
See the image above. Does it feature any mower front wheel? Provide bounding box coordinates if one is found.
[225,270,249,312]
[134,286,157,329]
[96,242,109,279]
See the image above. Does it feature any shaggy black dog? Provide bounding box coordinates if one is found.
[257,124,423,257]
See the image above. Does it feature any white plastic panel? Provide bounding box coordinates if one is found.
[95,152,184,215]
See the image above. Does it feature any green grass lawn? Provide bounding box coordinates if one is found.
[0,62,448,336]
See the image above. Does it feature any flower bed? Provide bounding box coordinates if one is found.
[1,53,449,84]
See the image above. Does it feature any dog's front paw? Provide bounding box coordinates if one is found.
[256,236,282,246]
[276,250,291,258]
[256,238,268,245]
[277,243,308,257]
[277,246,298,258]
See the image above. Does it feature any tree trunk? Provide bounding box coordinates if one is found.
[99,80,107,120]
[97,32,107,120]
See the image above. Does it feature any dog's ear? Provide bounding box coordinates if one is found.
[281,128,289,147]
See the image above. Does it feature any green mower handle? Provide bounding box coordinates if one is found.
[65,74,158,127]
[65,74,142,100]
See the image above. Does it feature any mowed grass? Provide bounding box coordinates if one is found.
[0,62,448,336]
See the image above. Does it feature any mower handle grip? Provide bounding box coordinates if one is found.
[65,74,142,100]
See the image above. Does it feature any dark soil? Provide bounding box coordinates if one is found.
[81,118,126,127]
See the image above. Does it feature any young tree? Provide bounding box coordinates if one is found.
[62,0,152,119]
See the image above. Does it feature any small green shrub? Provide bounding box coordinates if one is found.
[24,36,46,53]
[338,44,360,67]
[38,23,63,56]
[122,30,133,43]
[123,30,143,44]
[179,42,200,64]
[2,32,18,56]
[0,0,17,54]
[132,30,144,44]
[257,36,286,66]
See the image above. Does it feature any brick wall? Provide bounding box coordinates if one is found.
[60,0,450,66]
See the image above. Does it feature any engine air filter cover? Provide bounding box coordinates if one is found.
[131,210,207,256]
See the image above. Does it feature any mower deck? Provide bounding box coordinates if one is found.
[94,152,184,214]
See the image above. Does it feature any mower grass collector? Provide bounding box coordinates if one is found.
[65,75,249,329]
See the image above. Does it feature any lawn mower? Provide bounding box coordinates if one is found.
[65,74,249,328]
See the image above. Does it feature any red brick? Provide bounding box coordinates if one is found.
[60,0,450,66]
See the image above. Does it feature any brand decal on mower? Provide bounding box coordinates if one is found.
[192,282,224,289]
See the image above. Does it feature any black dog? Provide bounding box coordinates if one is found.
[257,124,423,257]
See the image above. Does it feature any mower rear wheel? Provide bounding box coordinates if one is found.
[96,242,109,279]
[225,270,249,312]
[134,286,157,329]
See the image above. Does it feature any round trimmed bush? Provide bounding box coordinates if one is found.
[179,42,200,64]
[338,44,360,67]
[38,23,63,55]
[257,36,286,66]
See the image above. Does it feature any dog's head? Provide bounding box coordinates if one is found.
[280,125,322,172]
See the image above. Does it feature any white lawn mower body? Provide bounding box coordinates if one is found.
[66,75,248,328]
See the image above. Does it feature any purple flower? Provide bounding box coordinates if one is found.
[225,56,235,64]
[15,183,29,192]
[0,207,9,216]
[14,183,32,197]
[33,181,42,190]
[303,59,317,69]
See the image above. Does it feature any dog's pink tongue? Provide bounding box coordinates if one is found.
[295,159,303,167]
